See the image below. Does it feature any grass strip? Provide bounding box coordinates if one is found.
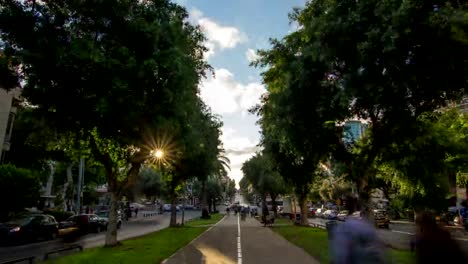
[44,214,224,264]
[272,221,415,264]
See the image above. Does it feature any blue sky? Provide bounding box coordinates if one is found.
[173,0,307,185]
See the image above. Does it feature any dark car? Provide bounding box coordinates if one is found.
[59,214,108,235]
[0,214,59,245]
[96,211,122,229]
[372,209,390,228]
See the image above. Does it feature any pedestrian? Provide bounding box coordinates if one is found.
[414,211,466,263]
[261,204,269,224]
[331,198,387,264]
[460,200,468,230]
[135,207,139,217]
[85,206,90,214]
[226,207,230,215]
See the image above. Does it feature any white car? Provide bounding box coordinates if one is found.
[163,204,180,212]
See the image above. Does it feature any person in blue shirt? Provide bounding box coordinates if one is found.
[460,200,468,230]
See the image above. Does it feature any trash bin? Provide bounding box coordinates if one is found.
[326,220,338,240]
[294,213,301,224]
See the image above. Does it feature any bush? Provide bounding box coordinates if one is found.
[0,164,41,221]
[43,209,74,221]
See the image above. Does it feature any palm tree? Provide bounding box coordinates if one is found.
[215,147,231,177]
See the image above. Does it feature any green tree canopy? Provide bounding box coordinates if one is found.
[0,164,41,221]
[255,0,468,212]
[0,0,209,245]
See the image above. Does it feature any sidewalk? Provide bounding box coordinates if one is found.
[164,214,319,264]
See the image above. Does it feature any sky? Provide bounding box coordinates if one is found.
[173,0,307,186]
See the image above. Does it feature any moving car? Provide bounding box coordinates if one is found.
[0,214,59,245]
[372,209,390,228]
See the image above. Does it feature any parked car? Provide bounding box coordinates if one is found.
[130,203,145,210]
[96,211,122,229]
[315,208,324,218]
[325,210,338,220]
[183,204,195,210]
[0,214,59,245]
[162,204,180,212]
[347,211,362,220]
[345,210,390,228]
[337,210,349,221]
[59,214,108,236]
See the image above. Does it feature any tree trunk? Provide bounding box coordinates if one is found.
[298,193,308,226]
[62,163,73,211]
[105,191,119,247]
[201,180,208,211]
[181,195,186,226]
[45,161,55,197]
[208,198,212,213]
[170,194,177,227]
[357,174,370,209]
[271,195,278,217]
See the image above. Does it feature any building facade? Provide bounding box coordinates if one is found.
[343,120,368,145]
[0,87,21,162]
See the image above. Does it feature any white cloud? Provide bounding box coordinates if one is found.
[245,48,260,63]
[189,8,247,59]
[199,68,266,115]
[220,126,260,185]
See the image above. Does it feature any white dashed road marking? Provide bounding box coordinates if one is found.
[237,214,242,264]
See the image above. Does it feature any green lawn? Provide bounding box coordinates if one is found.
[272,222,415,264]
[273,217,294,225]
[44,214,224,264]
[186,213,224,226]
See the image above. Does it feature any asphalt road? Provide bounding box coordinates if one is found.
[164,212,318,264]
[308,217,468,252]
[0,210,200,263]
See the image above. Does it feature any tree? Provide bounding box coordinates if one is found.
[302,0,466,202]
[205,176,223,213]
[225,178,236,202]
[375,109,468,211]
[241,153,287,216]
[0,52,18,90]
[318,176,353,203]
[134,166,164,201]
[253,27,345,224]
[255,0,468,213]
[0,0,208,246]
[0,164,41,221]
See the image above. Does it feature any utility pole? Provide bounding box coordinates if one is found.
[76,156,84,214]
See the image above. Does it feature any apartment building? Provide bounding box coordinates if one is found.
[0,87,21,162]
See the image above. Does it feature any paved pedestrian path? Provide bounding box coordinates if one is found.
[164,214,319,264]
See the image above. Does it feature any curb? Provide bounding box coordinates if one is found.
[160,215,227,264]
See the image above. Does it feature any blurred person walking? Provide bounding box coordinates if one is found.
[414,212,466,263]
[331,197,387,264]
